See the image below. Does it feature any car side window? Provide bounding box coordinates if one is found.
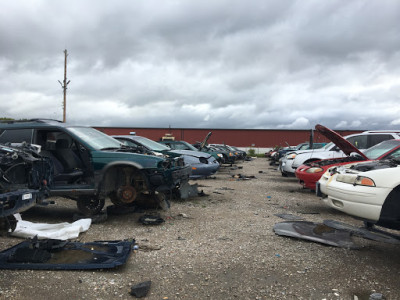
[120,139,135,148]
[0,129,33,143]
[163,142,174,149]
[368,134,394,148]
[346,135,368,149]
[175,143,188,150]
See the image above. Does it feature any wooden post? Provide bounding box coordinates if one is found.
[58,50,70,123]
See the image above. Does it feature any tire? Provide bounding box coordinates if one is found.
[0,215,17,235]
[77,196,105,216]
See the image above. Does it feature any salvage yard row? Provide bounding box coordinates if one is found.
[0,157,399,299]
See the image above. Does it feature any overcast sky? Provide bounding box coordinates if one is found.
[1,0,400,130]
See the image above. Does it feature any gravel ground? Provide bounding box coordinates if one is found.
[0,157,399,300]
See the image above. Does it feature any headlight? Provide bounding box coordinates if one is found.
[217,154,223,158]
[354,176,375,187]
[306,167,324,173]
[336,174,375,186]
[336,174,357,184]
[287,153,297,159]
[158,160,171,169]
[199,157,208,164]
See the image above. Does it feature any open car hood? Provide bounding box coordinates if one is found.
[199,132,212,150]
[315,124,367,159]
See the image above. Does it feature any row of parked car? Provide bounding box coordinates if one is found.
[0,119,246,230]
[270,125,400,231]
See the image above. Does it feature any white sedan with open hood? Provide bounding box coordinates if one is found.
[317,156,400,230]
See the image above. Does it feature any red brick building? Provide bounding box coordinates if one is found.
[94,127,364,148]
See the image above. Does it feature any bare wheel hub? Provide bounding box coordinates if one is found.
[117,185,137,204]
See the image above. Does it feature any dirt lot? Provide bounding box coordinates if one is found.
[0,157,399,300]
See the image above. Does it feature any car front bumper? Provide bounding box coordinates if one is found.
[279,159,296,176]
[318,175,391,222]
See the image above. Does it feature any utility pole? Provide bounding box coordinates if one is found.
[58,49,70,123]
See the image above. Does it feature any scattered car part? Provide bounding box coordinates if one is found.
[323,220,400,245]
[0,237,134,270]
[178,182,201,199]
[138,215,165,225]
[130,281,152,298]
[273,221,359,249]
[11,213,91,240]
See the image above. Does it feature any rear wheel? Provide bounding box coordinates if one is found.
[77,196,105,216]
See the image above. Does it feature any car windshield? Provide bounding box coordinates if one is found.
[364,140,400,160]
[67,127,122,150]
[297,144,310,150]
[180,141,198,151]
[132,136,170,151]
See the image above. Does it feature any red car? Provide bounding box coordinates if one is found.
[295,127,400,191]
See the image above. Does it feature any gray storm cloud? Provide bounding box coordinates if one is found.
[1,0,400,129]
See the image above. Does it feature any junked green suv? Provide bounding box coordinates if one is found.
[0,119,191,215]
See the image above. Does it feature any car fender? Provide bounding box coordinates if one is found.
[95,161,144,191]
[101,160,144,173]
[361,167,400,189]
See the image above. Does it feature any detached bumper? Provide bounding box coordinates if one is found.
[0,189,38,217]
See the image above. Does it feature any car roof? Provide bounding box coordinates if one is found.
[0,119,84,130]
[362,130,400,134]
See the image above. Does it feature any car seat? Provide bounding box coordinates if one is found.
[54,139,83,172]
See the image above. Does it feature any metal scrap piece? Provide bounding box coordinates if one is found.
[323,220,400,245]
[0,238,134,270]
[273,221,359,249]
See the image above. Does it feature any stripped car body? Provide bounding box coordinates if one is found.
[0,120,191,215]
[0,143,52,230]
[114,135,220,179]
[159,132,225,164]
